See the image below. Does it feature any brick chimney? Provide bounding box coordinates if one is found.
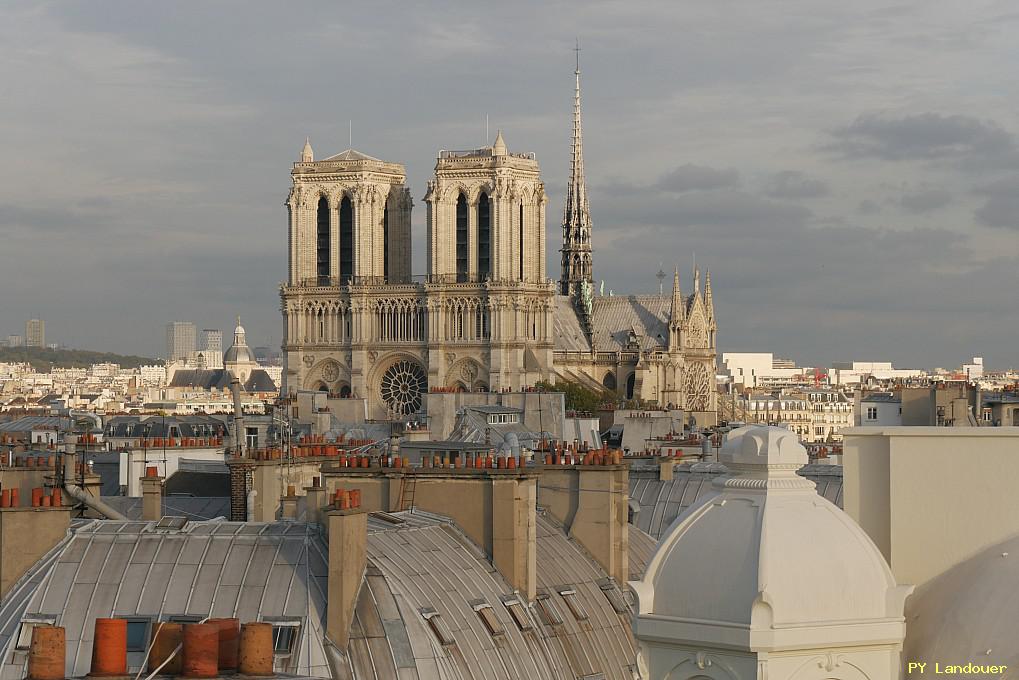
[325,507,367,651]
[141,466,163,521]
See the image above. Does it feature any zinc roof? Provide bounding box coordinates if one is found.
[629,462,844,539]
[0,521,332,680]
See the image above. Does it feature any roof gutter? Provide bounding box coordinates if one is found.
[62,436,128,520]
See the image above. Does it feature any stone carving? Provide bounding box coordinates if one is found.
[367,351,377,364]
[322,360,340,382]
[302,355,314,367]
[685,362,711,412]
[460,361,478,382]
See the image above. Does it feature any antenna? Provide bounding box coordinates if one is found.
[348,120,352,149]
[574,38,581,73]
[656,264,666,296]
[486,114,489,144]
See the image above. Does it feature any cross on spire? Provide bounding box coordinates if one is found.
[560,40,593,298]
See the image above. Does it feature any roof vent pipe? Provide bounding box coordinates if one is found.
[181,623,219,678]
[231,378,246,457]
[27,626,65,680]
[89,618,127,677]
[62,436,127,520]
[238,622,274,676]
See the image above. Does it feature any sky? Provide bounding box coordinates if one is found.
[2,1,1018,369]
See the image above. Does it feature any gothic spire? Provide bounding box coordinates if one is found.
[705,270,715,322]
[560,41,593,297]
[301,137,313,162]
[671,267,685,323]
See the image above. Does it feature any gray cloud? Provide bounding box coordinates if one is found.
[828,112,1017,162]
[900,187,951,213]
[656,164,740,193]
[764,170,829,199]
[1,1,1016,368]
[974,176,1019,229]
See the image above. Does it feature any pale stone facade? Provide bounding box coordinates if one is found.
[281,67,717,423]
[281,136,555,419]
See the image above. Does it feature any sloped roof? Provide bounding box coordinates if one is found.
[591,295,671,352]
[100,496,230,521]
[0,521,333,680]
[629,461,844,539]
[322,149,382,162]
[553,295,590,352]
[168,368,277,392]
[1,510,641,680]
[361,510,638,680]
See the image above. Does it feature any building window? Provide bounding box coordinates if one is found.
[471,600,504,637]
[245,426,259,450]
[456,194,468,282]
[262,618,301,658]
[15,615,57,651]
[518,203,525,281]
[339,196,353,283]
[501,597,533,631]
[383,204,390,280]
[125,618,152,652]
[316,197,330,285]
[477,193,490,279]
[866,407,878,420]
[535,591,564,626]
[420,607,455,646]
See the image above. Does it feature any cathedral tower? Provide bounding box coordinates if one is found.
[559,51,593,296]
[286,143,412,286]
[424,131,547,283]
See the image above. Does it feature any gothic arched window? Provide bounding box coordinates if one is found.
[625,373,636,400]
[519,202,525,281]
[603,372,616,391]
[456,193,468,282]
[316,197,330,285]
[383,203,389,281]
[477,192,491,279]
[339,195,353,283]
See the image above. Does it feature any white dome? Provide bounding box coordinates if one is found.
[904,531,1019,672]
[631,425,910,661]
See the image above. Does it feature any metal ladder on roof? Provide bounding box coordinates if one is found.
[399,474,417,513]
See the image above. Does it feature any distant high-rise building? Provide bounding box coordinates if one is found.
[197,328,224,369]
[25,319,44,348]
[7,334,23,348]
[166,321,196,363]
[201,329,223,353]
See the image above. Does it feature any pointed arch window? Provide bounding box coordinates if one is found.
[339,196,353,283]
[477,192,491,280]
[316,197,330,285]
[518,202,525,281]
[383,203,390,281]
[456,193,468,282]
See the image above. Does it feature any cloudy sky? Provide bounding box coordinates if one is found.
[2,1,1018,369]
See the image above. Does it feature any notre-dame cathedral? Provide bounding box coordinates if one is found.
[280,63,717,423]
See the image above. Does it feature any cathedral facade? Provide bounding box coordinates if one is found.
[281,65,716,423]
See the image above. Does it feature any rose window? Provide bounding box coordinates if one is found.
[379,360,427,415]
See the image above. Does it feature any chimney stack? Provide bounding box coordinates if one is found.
[141,466,164,521]
[27,625,65,680]
[326,506,367,650]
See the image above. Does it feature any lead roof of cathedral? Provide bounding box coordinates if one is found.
[553,294,673,353]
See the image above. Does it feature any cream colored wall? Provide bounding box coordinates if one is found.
[844,427,1019,587]
[0,507,70,597]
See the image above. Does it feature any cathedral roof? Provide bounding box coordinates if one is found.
[168,368,276,392]
[321,148,382,162]
[591,295,670,351]
[553,294,673,353]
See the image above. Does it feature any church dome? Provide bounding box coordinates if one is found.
[631,425,910,669]
[224,317,255,366]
